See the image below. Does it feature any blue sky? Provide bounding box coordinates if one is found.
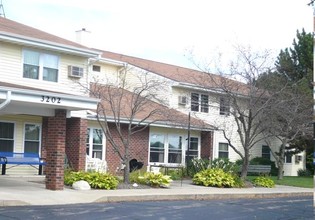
[2,0,313,70]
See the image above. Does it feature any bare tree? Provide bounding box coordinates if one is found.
[189,45,279,179]
[88,66,207,183]
[263,85,312,180]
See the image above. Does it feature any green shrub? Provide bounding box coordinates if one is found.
[252,176,275,188]
[186,158,210,177]
[297,169,312,177]
[192,168,235,188]
[64,171,119,190]
[210,158,238,174]
[165,169,182,180]
[138,172,173,187]
[129,168,147,184]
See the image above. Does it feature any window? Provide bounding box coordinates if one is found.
[191,93,199,112]
[150,134,165,163]
[191,93,209,113]
[168,135,182,163]
[261,145,270,159]
[23,49,59,82]
[86,128,104,159]
[24,124,41,153]
[92,65,101,72]
[285,152,292,163]
[220,97,230,115]
[186,137,199,162]
[0,122,14,152]
[218,143,229,158]
[201,94,209,113]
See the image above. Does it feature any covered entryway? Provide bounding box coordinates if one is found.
[0,83,98,190]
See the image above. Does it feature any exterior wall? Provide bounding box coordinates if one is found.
[0,42,90,96]
[65,118,87,171]
[283,152,306,176]
[0,115,42,175]
[105,123,149,174]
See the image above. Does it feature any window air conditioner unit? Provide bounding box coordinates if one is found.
[68,66,83,78]
[178,96,187,105]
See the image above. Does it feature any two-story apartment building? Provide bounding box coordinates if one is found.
[0,17,215,190]
[97,50,306,176]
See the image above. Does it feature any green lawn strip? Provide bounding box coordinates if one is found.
[246,176,314,188]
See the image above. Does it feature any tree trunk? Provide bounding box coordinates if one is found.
[277,144,285,180]
[240,149,250,180]
[123,158,130,184]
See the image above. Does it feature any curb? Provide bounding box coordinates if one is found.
[94,192,313,203]
[0,200,30,207]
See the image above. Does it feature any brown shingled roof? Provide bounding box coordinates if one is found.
[0,17,91,50]
[90,83,214,130]
[100,50,250,95]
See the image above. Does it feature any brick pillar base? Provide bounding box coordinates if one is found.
[45,109,67,190]
[66,118,87,171]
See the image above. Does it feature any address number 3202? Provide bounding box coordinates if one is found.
[40,96,61,104]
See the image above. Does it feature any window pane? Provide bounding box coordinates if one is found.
[0,140,13,152]
[24,50,40,65]
[24,141,39,153]
[93,129,103,144]
[219,143,228,151]
[42,54,58,69]
[86,128,90,156]
[189,137,198,150]
[191,93,199,112]
[262,145,270,159]
[168,135,182,150]
[23,64,39,79]
[220,97,230,115]
[25,124,40,141]
[43,68,58,82]
[150,134,165,162]
[150,134,165,149]
[0,122,14,152]
[201,94,209,113]
[0,122,14,139]
[219,143,229,158]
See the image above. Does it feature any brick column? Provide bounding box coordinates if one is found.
[45,109,67,190]
[66,118,87,171]
[201,131,213,160]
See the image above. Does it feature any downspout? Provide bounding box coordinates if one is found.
[0,91,12,110]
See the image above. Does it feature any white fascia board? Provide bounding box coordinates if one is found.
[173,82,224,94]
[0,32,100,57]
[87,115,214,131]
[0,87,99,111]
[94,57,126,67]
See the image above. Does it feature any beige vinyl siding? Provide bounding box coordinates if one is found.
[0,115,42,175]
[89,63,120,85]
[0,42,90,96]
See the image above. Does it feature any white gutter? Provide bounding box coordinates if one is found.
[0,91,11,110]
[0,32,101,57]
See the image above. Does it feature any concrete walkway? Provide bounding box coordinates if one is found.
[0,175,313,206]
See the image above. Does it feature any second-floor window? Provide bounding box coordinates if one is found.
[191,93,209,113]
[23,49,59,82]
[220,97,230,116]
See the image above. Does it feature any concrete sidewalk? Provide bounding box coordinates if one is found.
[0,175,313,207]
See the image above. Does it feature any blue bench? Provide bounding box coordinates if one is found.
[0,152,46,175]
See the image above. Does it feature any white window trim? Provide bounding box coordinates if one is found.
[149,132,201,166]
[190,92,209,113]
[0,120,16,152]
[22,48,60,83]
[23,122,42,155]
[86,127,106,160]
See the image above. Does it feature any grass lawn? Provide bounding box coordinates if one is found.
[247,176,314,188]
